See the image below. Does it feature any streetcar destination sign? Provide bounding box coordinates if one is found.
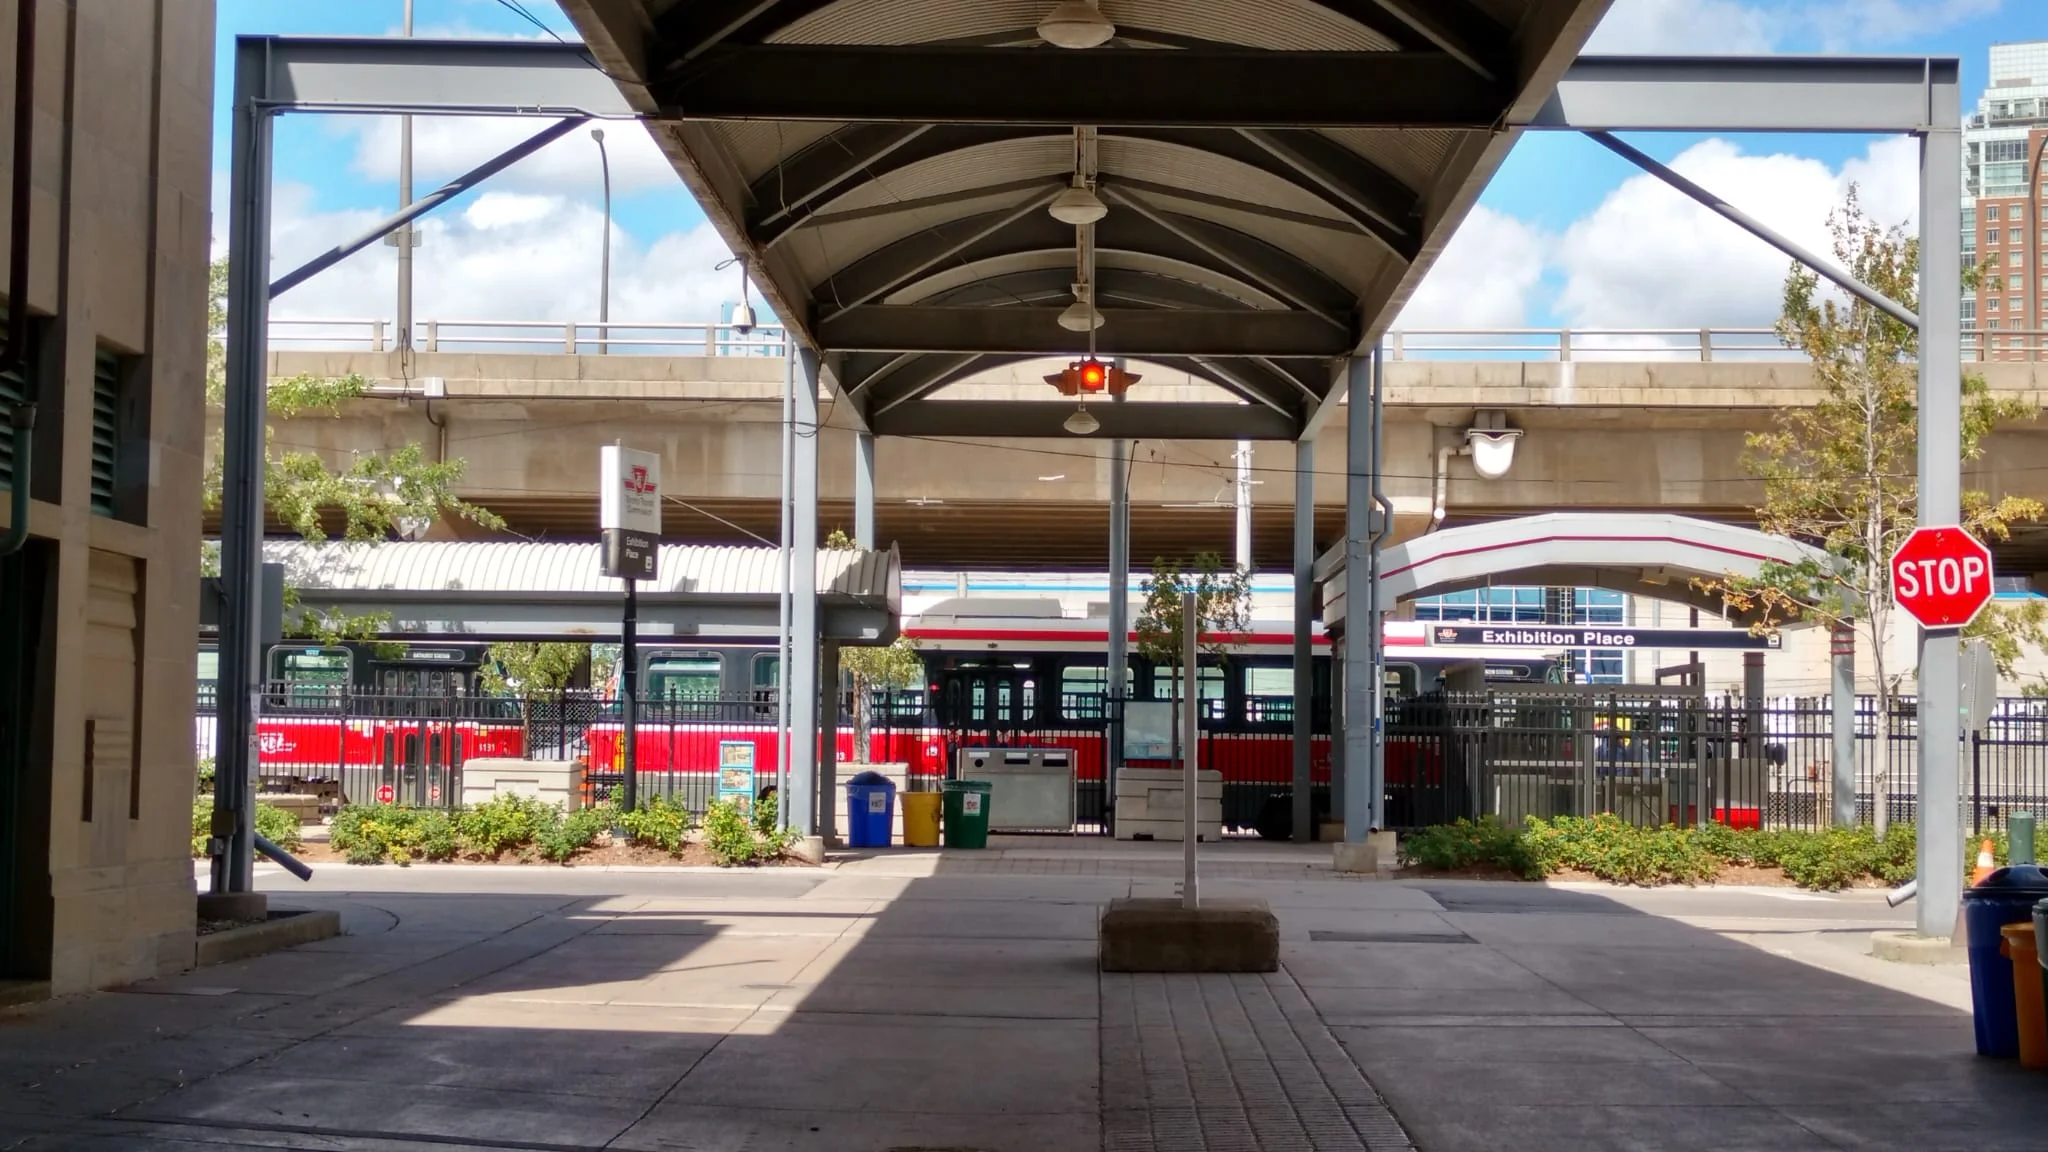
[1429,625,1780,650]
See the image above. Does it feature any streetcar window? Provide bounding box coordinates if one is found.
[648,655,722,700]
[1059,664,1133,720]
[1153,665,1224,702]
[1242,665,1295,723]
[273,648,350,683]
[751,654,779,690]
[196,649,219,684]
[1381,664,1420,699]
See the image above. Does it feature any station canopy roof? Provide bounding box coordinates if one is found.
[558,0,1611,440]
[246,541,902,644]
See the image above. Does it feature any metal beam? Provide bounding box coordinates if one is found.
[867,354,982,416]
[818,306,1352,358]
[924,268,1259,312]
[1298,360,1352,441]
[658,0,839,63]
[871,399,1299,441]
[819,203,1351,320]
[660,47,1505,127]
[271,118,587,298]
[243,35,638,116]
[1178,357,1304,418]
[1587,132,1919,330]
[1528,55,1956,133]
[817,186,1061,314]
[756,125,1419,253]
[1103,186,1356,324]
[1355,0,1505,81]
[853,432,875,549]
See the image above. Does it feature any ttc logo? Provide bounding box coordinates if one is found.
[623,465,655,495]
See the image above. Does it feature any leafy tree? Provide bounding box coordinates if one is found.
[1695,188,2045,829]
[480,642,590,700]
[1134,552,1253,762]
[203,256,504,639]
[823,530,922,757]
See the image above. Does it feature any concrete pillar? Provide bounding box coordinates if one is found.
[1291,439,1315,842]
[854,432,875,549]
[1916,77,1964,938]
[789,350,821,837]
[1342,355,1377,841]
[1831,624,1857,829]
[1107,438,1130,826]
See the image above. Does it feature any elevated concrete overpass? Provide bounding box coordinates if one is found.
[236,337,2048,573]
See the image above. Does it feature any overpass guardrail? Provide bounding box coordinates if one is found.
[243,319,2048,363]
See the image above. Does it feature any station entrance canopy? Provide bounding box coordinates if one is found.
[558,0,1610,441]
[250,541,902,644]
[1314,513,1840,636]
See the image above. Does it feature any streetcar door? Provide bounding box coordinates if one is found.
[941,666,1036,736]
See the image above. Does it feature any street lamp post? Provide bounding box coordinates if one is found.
[592,127,612,354]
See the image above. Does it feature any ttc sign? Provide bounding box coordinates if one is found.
[600,445,661,581]
[1889,526,1994,630]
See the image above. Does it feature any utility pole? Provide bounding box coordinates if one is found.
[385,0,418,352]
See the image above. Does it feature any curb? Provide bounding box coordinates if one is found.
[196,909,341,968]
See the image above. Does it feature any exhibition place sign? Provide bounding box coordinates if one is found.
[1430,625,1781,651]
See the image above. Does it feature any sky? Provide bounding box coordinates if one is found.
[215,0,2048,334]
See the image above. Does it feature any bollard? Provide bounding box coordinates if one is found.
[2014,813,2038,868]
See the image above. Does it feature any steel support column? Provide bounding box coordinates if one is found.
[1291,439,1315,843]
[1107,435,1131,830]
[853,432,876,549]
[819,640,839,845]
[789,348,821,838]
[216,44,278,895]
[1342,355,1378,841]
[1916,79,1965,939]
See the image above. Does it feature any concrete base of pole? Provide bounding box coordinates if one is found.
[1319,820,1345,843]
[1870,930,1964,964]
[196,892,269,921]
[1098,897,1279,973]
[1333,830,1397,874]
[789,836,826,865]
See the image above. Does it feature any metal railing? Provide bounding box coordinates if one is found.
[254,317,791,357]
[1384,691,2048,834]
[239,319,2048,363]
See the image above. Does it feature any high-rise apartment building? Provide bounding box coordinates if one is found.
[1962,40,2048,360]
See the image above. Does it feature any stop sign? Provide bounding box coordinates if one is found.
[1890,526,1994,629]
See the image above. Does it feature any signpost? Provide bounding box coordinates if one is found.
[601,445,661,814]
[1889,526,1994,630]
[1426,625,1781,651]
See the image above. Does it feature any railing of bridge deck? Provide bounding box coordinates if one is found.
[241,319,2048,362]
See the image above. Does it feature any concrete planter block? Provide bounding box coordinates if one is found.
[1099,897,1279,973]
[460,759,584,810]
[195,909,341,968]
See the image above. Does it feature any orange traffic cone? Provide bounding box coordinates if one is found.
[1972,839,1997,885]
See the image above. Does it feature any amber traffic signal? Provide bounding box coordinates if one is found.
[1044,358,1140,396]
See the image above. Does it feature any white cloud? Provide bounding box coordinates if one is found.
[236,179,746,329]
[1802,0,2003,50]
[1583,0,1780,54]
[1395,205,1548,329]
[345,116,679,198]
[1551,136,1920,332]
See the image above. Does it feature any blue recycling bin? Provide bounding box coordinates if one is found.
[1961,865,2048,1057]
[845,770,897,849]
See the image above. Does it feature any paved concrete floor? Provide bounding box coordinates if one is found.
[4,843,2041,1151]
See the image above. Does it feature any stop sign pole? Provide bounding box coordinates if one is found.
[1891,525,1988,941]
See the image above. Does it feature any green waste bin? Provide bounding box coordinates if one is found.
[942,780,993,849]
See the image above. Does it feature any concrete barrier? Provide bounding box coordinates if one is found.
[460,759,585,810]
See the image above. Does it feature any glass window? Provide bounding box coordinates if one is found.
[1574,588,1625,625]
[1987,204,2002,221]
[1989,296,2002,310]
[1244,666,1295,697]
[751,654,779,687]
[197,649,219,684]
[2011,275,2025,291]
[1962,299,1977,321]
[1059,663,1134,719]
[1155,664,1225,702]
[648,655,722,700]
[1988,228,2001,244]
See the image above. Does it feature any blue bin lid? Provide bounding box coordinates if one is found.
[847,770,894,787]
[1962,864,2048,900]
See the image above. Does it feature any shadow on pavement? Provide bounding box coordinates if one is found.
[0,861,2043,1151]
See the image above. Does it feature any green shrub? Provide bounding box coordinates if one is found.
[1522,815,1718,887]
[536,805,610,864]
[417,808,460,862]
[704,797,770,866]
[1773,827,1876,891]
[190,796,304,857]
[456,794,552,858]
[1876,822,1917,885]
[1398,818,1543,879]
[620,793,692,854]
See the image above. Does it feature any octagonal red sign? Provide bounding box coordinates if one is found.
[1890,526,1994,629]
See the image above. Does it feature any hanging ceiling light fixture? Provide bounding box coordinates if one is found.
[1063,405,1101,435]
[1037,0,1115,49]
[1048,174,1107,226]
[1058,282,1103,332]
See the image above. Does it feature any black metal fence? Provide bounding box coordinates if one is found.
[1385,691,2048,834]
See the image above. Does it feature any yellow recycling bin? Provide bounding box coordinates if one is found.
[901,791,943,847]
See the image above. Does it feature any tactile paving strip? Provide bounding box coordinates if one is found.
[1100,969,1416,1151]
